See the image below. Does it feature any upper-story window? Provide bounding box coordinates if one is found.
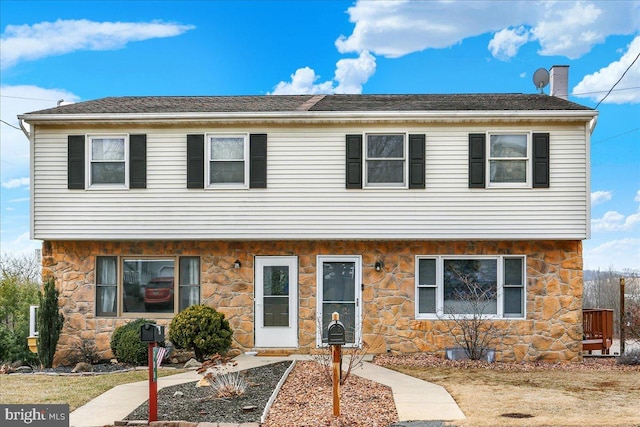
[365,134,406,187]
[89,136,128,187]
[207,135,248,188]
[488,134,528,185]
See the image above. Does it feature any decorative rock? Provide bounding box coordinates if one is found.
[110,358,118,364]
[183,358,202,369]
[196,377,211,387]
[72,362,93,373]
[15,366,33,373]
[172,391,184,398]
[225,348,242,357]
[242,405,258,411]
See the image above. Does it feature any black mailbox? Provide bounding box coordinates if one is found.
[140,323,165,343]
[327,320,346,345]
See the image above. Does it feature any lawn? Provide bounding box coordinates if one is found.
[0,368,184,411]
[379,354,640,427]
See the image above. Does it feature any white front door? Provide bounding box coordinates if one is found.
[255,256,298,348]
[317,255,362,347]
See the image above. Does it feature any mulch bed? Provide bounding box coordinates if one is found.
[124,360,292,424]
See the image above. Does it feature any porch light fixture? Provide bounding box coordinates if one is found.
[375,261,384,272]
[234,259,241,269]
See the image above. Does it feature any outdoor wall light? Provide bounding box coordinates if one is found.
[234,259,241,269]
[375,261,384,272]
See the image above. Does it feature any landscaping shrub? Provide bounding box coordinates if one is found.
[168,305,233,361]
[110,318,163,365]
[37,277,64,368]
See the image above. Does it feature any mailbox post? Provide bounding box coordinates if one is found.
[140,324,164,422]
[327,312,346,417]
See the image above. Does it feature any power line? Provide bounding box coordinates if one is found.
[0,94,61,102]
[572,86,640,96]
[595,51,640,109]
[592,127,640,145]
[0,119,21,131]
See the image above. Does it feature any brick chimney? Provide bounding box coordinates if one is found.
[550,65,569,100]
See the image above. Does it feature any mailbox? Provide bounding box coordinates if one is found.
[327,319,346,346]
[140,324,165,343]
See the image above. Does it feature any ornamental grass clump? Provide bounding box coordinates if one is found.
[168,305,233,361]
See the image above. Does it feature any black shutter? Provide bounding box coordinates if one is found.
[409,134,426,189]
[249,134,267,188]
[68,135,85,189]
[532,133,550,188]
[187,134,205,189]
[346,134,363,189]
[129,134,147,189]
[468,133,486,188]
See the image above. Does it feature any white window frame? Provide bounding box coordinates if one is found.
[364,133,407,189]
[487,132,531,188]
[86,134,129,189]
[415,255,526,320]
[95,255,201,319]
[206,133,249,189]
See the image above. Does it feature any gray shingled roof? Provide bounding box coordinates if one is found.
[25,94,593,115]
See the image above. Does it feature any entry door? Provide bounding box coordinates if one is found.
[317,255,362,347]
[255,256,298,348]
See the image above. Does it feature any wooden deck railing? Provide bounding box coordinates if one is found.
[582,308,614,354]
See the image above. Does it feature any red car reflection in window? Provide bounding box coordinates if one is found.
[144,277,174,309]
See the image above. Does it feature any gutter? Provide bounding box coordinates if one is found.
[19,109,599,125]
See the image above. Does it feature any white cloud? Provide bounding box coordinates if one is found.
[1,177,29,189]
[271,51,376,95]
[591,190,613,206]
[592,207,640,232]
[584,238,640,271]
[336,1,639,60]
[573,35,640,104]
[0,85,80,182]
[636,189,640,202]
[488,27,531,60]
[1,19,195,69]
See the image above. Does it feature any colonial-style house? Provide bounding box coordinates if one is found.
[20,67,598,364]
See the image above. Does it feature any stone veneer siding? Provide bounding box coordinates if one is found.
[42,239,583,365]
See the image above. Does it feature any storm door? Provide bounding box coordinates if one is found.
[255,256,298,347]
[317,255,362,347]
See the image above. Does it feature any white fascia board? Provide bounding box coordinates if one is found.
[19,110,598,124]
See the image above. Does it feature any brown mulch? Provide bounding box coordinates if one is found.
[262,360,398,427]
[375,352,640,372]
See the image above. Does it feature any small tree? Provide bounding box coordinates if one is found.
[439,272,505,360]
[37,277,64,368]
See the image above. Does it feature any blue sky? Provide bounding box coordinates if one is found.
[1,0,639,271]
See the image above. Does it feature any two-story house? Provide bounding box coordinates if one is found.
[20,70,597,364]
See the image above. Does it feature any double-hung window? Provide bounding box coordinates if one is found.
[95,256,200,317]
[207,135,248,187]
[488,133,529,186]
[89,135,128,187]
[365,134,406,187]
[416,256,525,319]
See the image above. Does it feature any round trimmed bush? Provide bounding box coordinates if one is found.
[110,318,163,365]
[168,305,233,361]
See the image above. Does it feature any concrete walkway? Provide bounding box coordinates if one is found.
[70,355,464,427]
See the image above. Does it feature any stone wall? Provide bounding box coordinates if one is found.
[42,239,583,365]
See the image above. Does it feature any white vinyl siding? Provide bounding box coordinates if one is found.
[31,123,589,240]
